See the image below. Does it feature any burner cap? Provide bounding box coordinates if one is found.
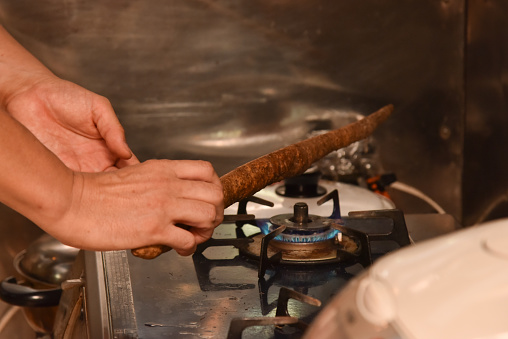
[275,172,327,198]
[269,202,332,232]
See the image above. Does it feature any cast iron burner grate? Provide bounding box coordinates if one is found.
[194,189,411,280]
[226,287,321,339]
[191,190,411,339]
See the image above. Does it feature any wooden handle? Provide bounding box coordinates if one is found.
[131,104,394,259]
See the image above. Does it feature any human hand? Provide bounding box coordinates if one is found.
[4,75,137,172]
[51,160,224,256]
[0,26,223,256]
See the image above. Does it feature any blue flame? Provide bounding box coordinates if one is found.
[256,219,339,243]
[257,219,272,235]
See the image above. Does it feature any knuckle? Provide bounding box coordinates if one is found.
[97,95,112,107]
[179,237,196,253]
[143,159,159,169]
[143,160,175,180]
[197,160,215,176]
[203,203,217,223]
[211,183,224,202]
[176,249,193,257]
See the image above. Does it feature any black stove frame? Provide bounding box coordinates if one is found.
[188,193,411,338]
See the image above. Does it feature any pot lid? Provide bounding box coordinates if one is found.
[15,234,80,286]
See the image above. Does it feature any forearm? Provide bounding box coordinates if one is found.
[0,108,74,230]
[0,25,54,107]
[0,104,223,252]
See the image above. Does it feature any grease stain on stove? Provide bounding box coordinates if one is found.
[178,332,213,338]
[144,321,198,328]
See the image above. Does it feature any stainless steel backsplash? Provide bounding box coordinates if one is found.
[0,0,504,229]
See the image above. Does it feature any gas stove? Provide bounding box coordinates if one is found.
[68,176,458,339]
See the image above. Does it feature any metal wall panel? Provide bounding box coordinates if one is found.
[0,1,465,219]
[463,0,508,225]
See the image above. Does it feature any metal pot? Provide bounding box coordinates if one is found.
[0,234,79,336]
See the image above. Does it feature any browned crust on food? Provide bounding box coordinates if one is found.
[131,245,172,260]
[131,104,393,259]
[221,104,393,207]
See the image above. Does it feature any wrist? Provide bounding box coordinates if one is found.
[0,25,55,107]
[33,168,77,230]
[0,70,55,108]
[49,171,103,249]
[0,109,75,233]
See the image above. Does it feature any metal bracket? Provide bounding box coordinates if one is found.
[226,316,298,339]
[275,287,321,330]
[226,287,322,339]
[317,189,341,219]
[332,223,373,267]
[347,209,411,247]
[259,225,286,278]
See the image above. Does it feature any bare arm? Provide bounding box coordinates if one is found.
[0,25,53,104]
[0,107,223,255]
[0,109,73,229]
[0,24,134,172]
[0,25,224,255]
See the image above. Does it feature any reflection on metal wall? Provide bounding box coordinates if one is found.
[464,0,508,225]
[0,1,465,220]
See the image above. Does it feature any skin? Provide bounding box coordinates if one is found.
[0,25,224,256]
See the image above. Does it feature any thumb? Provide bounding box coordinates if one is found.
[93,98,133,160]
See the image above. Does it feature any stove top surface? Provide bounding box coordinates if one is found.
[126,207,415,338]
[128,222,362,339]
[114,181,459,339]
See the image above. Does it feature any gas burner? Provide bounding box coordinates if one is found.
[267,202,339,243]
[238,195,364,268]
[240,230,360,266]
[239,184,343,243]
[195,183,411,280]
[233,190,376,279]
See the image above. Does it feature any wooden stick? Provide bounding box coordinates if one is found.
[131,104,394,259]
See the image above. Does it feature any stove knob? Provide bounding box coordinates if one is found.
[356,278,396,326]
